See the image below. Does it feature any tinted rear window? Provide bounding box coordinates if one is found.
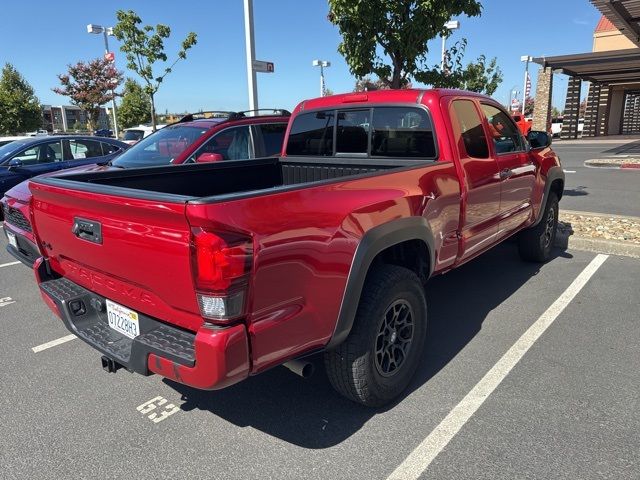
[286,111,334,156]
[371,107,435,158]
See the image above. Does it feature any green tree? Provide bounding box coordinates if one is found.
[0,63,42,134]
[53,58,123,132]
[328,0,482,89]
[117,78,151,128]
[113,10,197,131]
[354,76,412,91]
[419,40,502,95]
[552,106,562,118]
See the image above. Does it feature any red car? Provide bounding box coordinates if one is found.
[2,110,290,266]
[29,90,563,406]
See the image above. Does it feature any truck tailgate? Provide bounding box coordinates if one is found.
[30,181,203,332]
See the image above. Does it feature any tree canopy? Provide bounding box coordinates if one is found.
[117,78,151,128]
[328,0,482,89]
[0,63,42,134]
[113,10,197,131]
[53,58,123,132]
[421,40,503,95]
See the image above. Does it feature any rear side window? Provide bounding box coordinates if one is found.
[371,107,435,158]
[258,123,287,156]
[101,142,122,155]
[286,111,334,156]
[68,139,104,159]
[450,100,489,159]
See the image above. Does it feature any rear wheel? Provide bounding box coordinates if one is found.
[518,192,559,262]
[324,264,427,407]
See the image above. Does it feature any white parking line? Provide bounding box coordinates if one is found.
[0,261,20,268]
[387,254,609,480]
[31,334,77,353]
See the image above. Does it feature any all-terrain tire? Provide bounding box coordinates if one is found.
[518,192,559,262]
[324,264,427,407]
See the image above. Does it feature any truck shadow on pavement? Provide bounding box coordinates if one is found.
[167,242,571,448]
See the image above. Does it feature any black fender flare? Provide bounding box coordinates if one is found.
[326,217,435,349]
[532,166,565,227]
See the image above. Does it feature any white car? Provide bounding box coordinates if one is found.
[121,124,166,145]
[551,117,563,138]
[26,129,49,137]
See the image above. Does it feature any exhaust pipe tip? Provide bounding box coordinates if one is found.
[283,359,315,379]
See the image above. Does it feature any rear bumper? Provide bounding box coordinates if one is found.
[34,258,250,390]
[4,224,39,267]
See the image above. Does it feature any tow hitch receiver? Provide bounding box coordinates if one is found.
[101,355,123,373]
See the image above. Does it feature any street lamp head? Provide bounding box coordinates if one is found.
[312,60,331,67]
[520,55,533,62]
[87,24,104,34]
[444,20,460,30]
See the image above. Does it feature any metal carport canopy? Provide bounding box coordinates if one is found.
[590,0,640,47]
[532,48,640,83]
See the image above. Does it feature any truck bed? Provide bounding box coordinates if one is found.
[34,157,406,202]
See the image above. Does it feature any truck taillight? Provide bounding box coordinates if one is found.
[190,228,252,322]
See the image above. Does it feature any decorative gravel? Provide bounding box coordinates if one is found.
[559,211,640,244]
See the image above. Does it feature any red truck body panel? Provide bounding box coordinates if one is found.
[28,89,563,392]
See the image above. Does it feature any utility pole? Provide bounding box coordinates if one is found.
[243,0,258,111]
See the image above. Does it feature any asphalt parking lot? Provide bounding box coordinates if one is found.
[1,233,638,479]
[553,138,640,217]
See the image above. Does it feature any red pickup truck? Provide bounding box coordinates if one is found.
[29,89,563,407]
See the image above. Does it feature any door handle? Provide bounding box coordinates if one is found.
[500,168,513,179]
[499,168,513,180]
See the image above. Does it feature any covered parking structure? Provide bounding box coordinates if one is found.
[531,0,640,138]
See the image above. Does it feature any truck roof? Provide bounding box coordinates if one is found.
[297,88,492,112]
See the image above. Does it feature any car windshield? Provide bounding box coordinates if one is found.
[113,125,208,168]
[123,130,144,141]
[0,141,28,164]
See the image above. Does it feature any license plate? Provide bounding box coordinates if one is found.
[106,299,140,339]
[6,231,17,249]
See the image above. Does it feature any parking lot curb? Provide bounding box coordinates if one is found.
[555,230,640,258]
[584,159,640,169]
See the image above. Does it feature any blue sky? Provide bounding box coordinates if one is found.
[0,0,602,113]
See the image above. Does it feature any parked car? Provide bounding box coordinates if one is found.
[26,129,49,137]
[94,129,114,137]
[121,124,166,145]
[26,90,563,407]
[511,113,532,136]
[2,109,291,266]
[0,136,29,147]
[551,117,563,137]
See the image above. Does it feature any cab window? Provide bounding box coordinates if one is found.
[286,111,334,156]
[481,104,524,154]
[450,100,489,159]
[371,107,435,158]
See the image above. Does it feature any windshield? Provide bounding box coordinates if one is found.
[113,125,208,168]
[0,140,27,164]
[123,130,144,141]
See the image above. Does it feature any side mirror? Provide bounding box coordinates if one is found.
[527,131,552,150]
[8,158,23,170]
[196,152,224,163]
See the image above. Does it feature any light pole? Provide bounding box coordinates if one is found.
[312,60,331,97]
[243,0,258,110]
[87,23,119,138]
[441,20,460,72]
[520,55,533,115]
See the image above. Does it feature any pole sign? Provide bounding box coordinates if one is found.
[252,60,274,73]
[104,52,115,62]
